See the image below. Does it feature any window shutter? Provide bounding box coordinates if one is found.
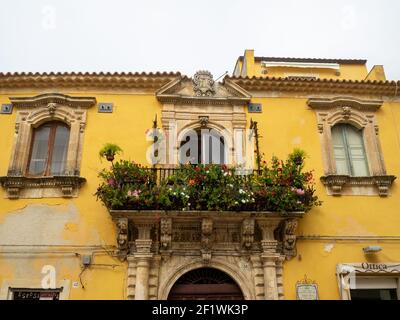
[332,126,350,175]
[344,126,369,177]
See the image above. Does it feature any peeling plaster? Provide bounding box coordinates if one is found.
[292,136,302,145]
[324,243,334,253]
[0,203,98,246]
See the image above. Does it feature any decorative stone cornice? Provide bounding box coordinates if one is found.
[320,175,396,197]
[0,175,86,199]
[9,93,97,109]
[227,76,400,97]
[0,72,180,90]
[307,97,383,112]
[109,210,304,260]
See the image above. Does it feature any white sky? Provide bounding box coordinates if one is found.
[1,0,399,80]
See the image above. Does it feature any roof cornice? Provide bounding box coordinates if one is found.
[0,72,181,90]
[237,56,367,65]
[226,76,400,97]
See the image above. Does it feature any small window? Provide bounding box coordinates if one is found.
[331,124,369,176]
[27,122,70,176]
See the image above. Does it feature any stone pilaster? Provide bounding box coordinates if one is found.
[257,219,282,300]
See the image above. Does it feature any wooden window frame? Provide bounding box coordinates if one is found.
[26,121,70,177]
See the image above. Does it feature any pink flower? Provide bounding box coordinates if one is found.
[107,178,116,186]
[296,188,305,196]
[127,189,141,198]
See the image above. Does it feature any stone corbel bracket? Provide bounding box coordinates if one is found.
[279,219,299,260]
[0,175,86,199]
[160,217,172,250]
[241,218,255,249]
[201,218,213,264]
[116,218,129,259]
[321,175,396,197]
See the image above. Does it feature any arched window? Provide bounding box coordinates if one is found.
[331,124,369,176]
[27,122,70,176]
[179,128,226,165]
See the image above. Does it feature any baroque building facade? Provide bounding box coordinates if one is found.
[0,50,400,300]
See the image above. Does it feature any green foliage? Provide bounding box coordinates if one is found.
[98,143,123,160]
[95,149,322,214]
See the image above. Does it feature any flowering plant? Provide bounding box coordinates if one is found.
[95,149,322,213]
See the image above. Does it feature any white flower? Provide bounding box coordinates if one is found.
[241,199,246,203]
[224,172,228,176]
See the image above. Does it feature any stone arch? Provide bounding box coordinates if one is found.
[326,107,369,130]
[159,259,254,300]
[26,107,76,128]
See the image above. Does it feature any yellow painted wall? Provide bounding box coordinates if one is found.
[0,91,160,299]
[248,96,400,299]
[1,82,400,300]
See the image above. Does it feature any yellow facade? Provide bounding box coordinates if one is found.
[0,50,400,300]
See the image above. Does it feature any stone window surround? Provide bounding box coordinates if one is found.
[308,97,396,197]
[155,76,251,168]
[0,93,96,199]
[336,263,400,300]
[0,279,71,300]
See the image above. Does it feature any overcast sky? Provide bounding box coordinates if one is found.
[1,0,399,80]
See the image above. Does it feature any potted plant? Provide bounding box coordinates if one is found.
[289,148,307,166]
[99,143,123,162]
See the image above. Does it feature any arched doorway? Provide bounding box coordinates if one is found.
[167,268,244,300]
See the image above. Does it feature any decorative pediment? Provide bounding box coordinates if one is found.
[10,93,97,109]
[156,71,251,105]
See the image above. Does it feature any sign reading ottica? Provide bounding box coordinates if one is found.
[338,263,400,274]
[336,263,400,300]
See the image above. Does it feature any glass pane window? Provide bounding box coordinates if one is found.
[331,124,369,177]
[350,289,398,300]
[179,128,226,165]
[27,122,70,176]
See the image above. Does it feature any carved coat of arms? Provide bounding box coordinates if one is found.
[193,70,215,97]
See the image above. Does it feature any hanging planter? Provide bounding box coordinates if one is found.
[99,143,123,163]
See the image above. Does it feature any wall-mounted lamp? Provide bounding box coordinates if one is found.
[363,246,382,254]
